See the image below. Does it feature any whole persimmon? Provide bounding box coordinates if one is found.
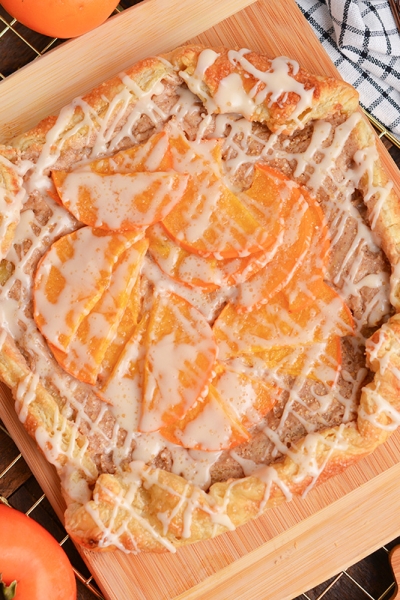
[0,0,120,38]
[0,503,77,599]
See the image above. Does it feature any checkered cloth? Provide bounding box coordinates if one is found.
[296,0,400,141]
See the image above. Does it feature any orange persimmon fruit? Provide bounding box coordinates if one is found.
[0,0,120,38]
[237,164,329,312]
[140,292,218,432]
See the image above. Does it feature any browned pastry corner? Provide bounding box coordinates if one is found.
[164,45,359,133]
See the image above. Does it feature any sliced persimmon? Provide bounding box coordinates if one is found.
[46,187,63,207]
[239,163,297,225]
[162,177,274,259]
[237,165,329,311]
[161,132,276,259]
[51,131,186,231]
[33,227,142,352]
[98,275,142,382]
[139,291,217,432]
[274,224,330,314]
[147,222,269,290]
[51,169,189,231]
[159,384,250,451]
[280,273,335,314]
[303,280,355,336]
[82,131,173,175]
[252,336,342,386]
[167,125,224,173]
[213,289,354,360]
[211,364,281,429]
[48,238,148,385]
[100,312,150,432]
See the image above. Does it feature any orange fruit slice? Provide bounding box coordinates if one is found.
[51,130,190,230]
[159,384,250,451]
[276,217,331,314]
[251,336,342,385]
[159,364,280,451]
[237,164,329,311]
[33,227,142,352]
[50,130,174,206]
[139,291,217,432]
[100,312,150,432]
[98,275,142,383]
[83,131,173,174]
[211,364,280,429]
[51,169,188,231]
[239,163,296,225]
[48,238,148,385]
[280,274,336,314]
[147,222,269,290]
[161,131,276,259]
[213,288,354,360]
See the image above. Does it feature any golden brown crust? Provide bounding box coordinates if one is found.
[0,333,98,484]
[11,56,178,160]
[0,145,23,259]
[65,419,382,552]
[349,119,400,268]
[164,45,359,134]
[0,44,399,554]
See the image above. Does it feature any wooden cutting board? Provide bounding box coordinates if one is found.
[1,1,400,599]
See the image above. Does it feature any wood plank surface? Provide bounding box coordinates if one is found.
[1,1,400,599]
[0,0,256,143]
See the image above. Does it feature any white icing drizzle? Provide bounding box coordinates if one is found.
[211,110,391,331]
[359,385,400,431]
[228,50,314,125]
[57,169,188,229]
[253,465,293,509]
[179,49,220,112]
[0,154,26,257]
[34,227,141,351]
[180,49,315,128]
[15,371,39,423]
[1,47,396,551]
[85,465,177,553]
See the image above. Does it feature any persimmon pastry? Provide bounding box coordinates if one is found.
[0,45,400,553]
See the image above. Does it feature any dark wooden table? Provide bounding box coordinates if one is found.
[0,3,400,599]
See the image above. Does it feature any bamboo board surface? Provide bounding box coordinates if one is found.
[1,1,400,599]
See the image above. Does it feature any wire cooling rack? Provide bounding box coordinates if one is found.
[0,3,400,599]
[0,418,104,600]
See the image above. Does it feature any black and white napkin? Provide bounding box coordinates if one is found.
[295,0,400,141]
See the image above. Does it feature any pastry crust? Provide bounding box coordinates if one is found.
[0,45,399,554]
[164,45,359,134]
[0,145,23,260]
